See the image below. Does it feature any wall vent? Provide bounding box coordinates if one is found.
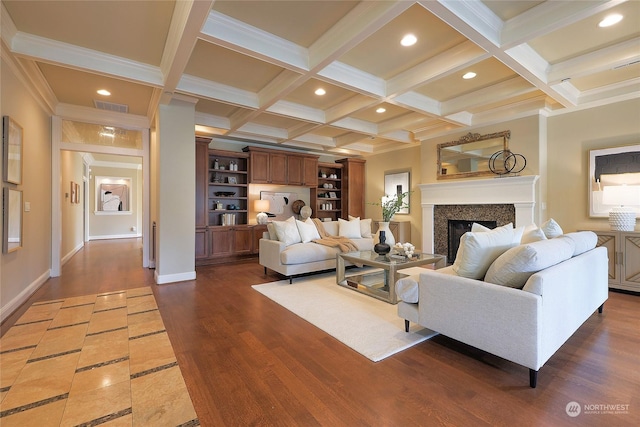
[94,100,129,113]
[613,60,640,70]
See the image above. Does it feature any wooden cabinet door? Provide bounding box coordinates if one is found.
[250,151,270,183]
[195,227,208,260]
[270,152,288,184]
[234,226,253,255]
[288,155,304,185]
[303,157,318,187]
[210,228,234,257]
[195,141,208,227]
[621,233,640,290]
[252,225,268,254]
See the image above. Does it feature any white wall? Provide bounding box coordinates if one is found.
[60,150,84,263]
[547,98,640,232]
[0,56,52,322]
[89,165,142,239]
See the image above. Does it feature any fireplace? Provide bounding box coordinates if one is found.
[419,176,540,257]
[448,219,497,263]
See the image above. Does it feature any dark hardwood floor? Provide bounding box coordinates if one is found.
[2,239,639,426]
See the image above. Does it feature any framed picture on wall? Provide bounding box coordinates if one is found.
[95,176,131,214]
[3,116,23,185]
[384,170,410,214]
[589,144,640,217]
[70,181,77,204]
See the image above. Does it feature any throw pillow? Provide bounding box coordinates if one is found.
[296,218,321,243]
[273,216,302,246]
[452,224,521,280]
[338,218,361,239]
[485,236,576,288]
[541,218,563,238]
[563,231,597,256]
[349,215,373,238]
[267,223,277,240]
[521,224,547,244]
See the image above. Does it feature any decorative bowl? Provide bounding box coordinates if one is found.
[215,191,236,197]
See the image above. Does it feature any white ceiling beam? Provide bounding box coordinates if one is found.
[178,74,258,109]
[442,77,538,116]
[10,32,163,87]
[159,0,214,104]
[201,11,308,72]
[237,122,288,140]
[387,41,488,96]
[331,117,377,136]
[324,96,379,124]
[317,61,386,98]
[267,100,325,124]
[379,129,414,144]
[391,91,441,117]
[547,38,640,84]
[195,111,231,131]
[56,103,150,129]
[501,0,623,48]
[377,113,434,134]
[335,132,371,147]
[308,0,412,71]
[577,77,640,105]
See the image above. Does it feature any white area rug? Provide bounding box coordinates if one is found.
[252,267,437,362]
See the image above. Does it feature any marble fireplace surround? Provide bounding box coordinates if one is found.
[419,175,540,255]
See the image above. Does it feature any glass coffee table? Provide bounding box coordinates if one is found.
[336,250,447,304]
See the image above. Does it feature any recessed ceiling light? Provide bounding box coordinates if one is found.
[400,34,417,47]
[599,14,623,27]
[463,72,477,79]
[97,89,111,96]
[376,107,386,113]
[315,88,326,96]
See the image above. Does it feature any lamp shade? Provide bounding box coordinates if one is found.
[254,199,270,212]
[602,185,640,206]
[602,185,640,231]
[254,199,270,224]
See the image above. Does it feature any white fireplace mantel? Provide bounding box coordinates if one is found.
[420,175,540,254]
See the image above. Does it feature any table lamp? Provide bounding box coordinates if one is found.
[254,199,270,224]
[602,185,640,231]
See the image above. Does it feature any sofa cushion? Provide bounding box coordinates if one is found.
[338,218,361,239]
[396,276,420,303]
[267,223,277,240]
[563,231,597,256]
[521,224,547,244]
[296,218,321,243]
[273,216,302,246]
[280,242,337,264]
[541,218,563,238]
[452,224,523,280]
[349,216,373,238]
[484,236,576,288]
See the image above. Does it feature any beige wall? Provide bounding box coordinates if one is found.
[547,98,640,232]
[60,151,84,262]
[89,165,142,239]
[1,57,52,320]
[364,145,422,243]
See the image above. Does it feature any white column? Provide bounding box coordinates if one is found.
[154,96,197,284]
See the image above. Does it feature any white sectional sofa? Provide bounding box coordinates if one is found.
[396,227,608,388]
[260,217,374,283]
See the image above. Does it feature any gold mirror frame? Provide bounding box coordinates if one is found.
[437,130,510,180]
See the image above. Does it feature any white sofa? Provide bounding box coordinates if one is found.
[260,218,374,283]
[396,230,608,388]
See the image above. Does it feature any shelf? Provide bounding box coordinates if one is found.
[209,169,248,174]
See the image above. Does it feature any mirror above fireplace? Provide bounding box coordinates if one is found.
[437,130,510,180]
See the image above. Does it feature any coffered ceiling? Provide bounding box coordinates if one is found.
[2,0,639,156]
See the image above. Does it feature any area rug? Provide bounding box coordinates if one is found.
[252,267,437,362]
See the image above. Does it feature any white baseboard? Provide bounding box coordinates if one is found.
[89,233,142,240]
[61,241,84,266]
[154,270,196,285]
[0,269,51,323]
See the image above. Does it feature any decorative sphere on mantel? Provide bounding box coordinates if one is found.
[256,212,268,224]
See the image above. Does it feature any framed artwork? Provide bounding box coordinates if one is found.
[589,145,640,217]
[3,116,23,185]
[75,182,80,204]
[70,181,77,204]
[95,176,131,214]
[384,170,410,214]
[3,187,22,253]
[260,191,298,221]
[228,177,237,184]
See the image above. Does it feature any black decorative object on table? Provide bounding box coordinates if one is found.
[374,231,391,255]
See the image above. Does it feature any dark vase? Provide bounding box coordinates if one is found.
[374,230,391,255]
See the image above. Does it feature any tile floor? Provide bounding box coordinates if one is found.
[0,287,199,426]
